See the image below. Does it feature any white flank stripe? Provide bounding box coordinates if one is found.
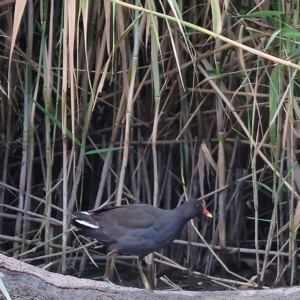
[75,219,99,229]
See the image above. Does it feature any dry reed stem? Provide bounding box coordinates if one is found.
[0,0,299,290]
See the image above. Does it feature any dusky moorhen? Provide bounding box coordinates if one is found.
[73,200,212,288]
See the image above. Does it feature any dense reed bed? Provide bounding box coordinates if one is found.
[0,0,300,290]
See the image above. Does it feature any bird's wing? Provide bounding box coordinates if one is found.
[96,204,161,229]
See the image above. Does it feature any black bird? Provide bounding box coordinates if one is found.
[73,200,212,288]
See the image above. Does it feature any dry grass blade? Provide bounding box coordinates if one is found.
[1,0,300,292]
[7,0,26,98]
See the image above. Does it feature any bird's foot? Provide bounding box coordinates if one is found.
[101,276,116,285]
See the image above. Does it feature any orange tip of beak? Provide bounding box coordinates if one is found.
[202,203,213,218]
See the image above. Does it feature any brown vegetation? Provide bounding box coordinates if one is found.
[0,0,300,292]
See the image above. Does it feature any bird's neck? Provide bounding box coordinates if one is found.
[172,204,195,224]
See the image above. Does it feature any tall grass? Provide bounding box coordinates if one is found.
[0,0,299,289]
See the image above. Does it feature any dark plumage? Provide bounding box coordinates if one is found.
[73,200,212,258]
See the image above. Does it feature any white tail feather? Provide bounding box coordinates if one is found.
[75,219,99,229]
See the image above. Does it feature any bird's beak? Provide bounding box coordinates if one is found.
[202,203,213,218]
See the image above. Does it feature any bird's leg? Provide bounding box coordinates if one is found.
[104,250,117,283]
[137,258,154,290]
